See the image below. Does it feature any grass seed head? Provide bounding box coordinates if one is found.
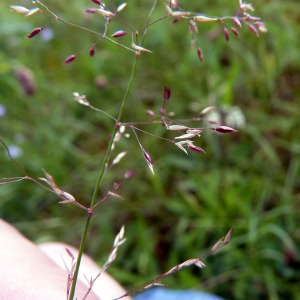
[146,109,155,116]
[26,8,40,17]
[91,0,102,5]
[254,21,267,33]
[171,11,190,18]
[167,124,189,130]
[142,149,154,175]
[10,5,30,14]
[187,145,205,153]
[194,15,218,22]
[189,20,198,34]
[164,86,171,100]
[89,47,95,56]
[85,8,97,14]
[65,248,75,260]
[247,23,259,36]
[64,54,77,64]
[230,27,239,36]
[170,0,179,9]
[96,8,115,17]
[131,43,153,53]
[239,1,254,12]
[27,27,42,38]
[233,17,242,28]
[112,30,127,38]
[165,5,173,16]
[124,169,137,179]
[197,47,204,61]
[212,125,237,134]
[116,3,127,13]
[200,106,215,116]
[194,259,206,268]
[223,27,229,42]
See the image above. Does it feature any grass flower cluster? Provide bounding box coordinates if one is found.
[2,0,299,299]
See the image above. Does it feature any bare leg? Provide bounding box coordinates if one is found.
[39,242,131,300]
[0,219,130,300]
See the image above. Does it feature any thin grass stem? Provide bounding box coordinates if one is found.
[68,57,140,300]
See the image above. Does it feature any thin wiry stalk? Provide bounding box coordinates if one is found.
[68,57,140,300]
[69,2,161,293]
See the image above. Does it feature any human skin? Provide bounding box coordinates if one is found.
[0,219,131,300]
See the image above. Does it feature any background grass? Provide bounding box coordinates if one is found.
[1,0,300,299]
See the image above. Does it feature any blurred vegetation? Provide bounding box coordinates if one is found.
[1,0,300,299]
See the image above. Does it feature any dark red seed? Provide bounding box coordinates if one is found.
[164,86,171,100]
[211,126,237,134]
[172,17,180,24]
[112,30,127,38]
[85,8,96,13]
[142,149,153,165]
[27,27,42,38]
[223,27,229,42]
[248,23,259,36]
[187,145,205,153]
[197,47,204,61]
[124,169,137,179]
[89,47,95,57]
[91,0,101,5]
[64,54,77,64]
[230,27,239,36]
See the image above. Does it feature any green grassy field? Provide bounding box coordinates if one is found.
[1,1,300,299]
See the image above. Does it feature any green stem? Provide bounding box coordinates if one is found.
[68,57,139,300]
[68,0,159,296]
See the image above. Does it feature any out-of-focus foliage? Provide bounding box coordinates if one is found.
[0,1,299,299]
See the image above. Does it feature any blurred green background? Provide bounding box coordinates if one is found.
[1,0,299,299]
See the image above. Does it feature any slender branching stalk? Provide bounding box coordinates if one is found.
[69,57,140,299]
[3,1,267,299]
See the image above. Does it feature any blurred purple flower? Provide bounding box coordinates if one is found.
[40,27,54,41]
[8,145,23,159]
[0,104,6,117]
